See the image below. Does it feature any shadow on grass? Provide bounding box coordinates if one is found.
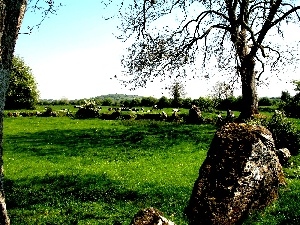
[5,173,191,224]
[5,173,145,208]
[4,121,216,160]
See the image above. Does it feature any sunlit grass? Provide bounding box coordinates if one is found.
[3,115,300,224]
[3,117,213,224]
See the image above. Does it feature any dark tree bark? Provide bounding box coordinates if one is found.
[239,56,259,119]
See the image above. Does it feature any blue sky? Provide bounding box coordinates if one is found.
[15,1,299,100]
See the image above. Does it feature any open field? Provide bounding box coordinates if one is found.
[3,115,300,224]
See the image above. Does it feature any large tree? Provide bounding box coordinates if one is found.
[0,1,60,223]
[109,0,300,119]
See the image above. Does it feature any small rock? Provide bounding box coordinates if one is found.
[130,207,175,225]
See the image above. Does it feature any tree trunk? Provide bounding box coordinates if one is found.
[0,1,27,224]
[0,69,10,225]
[238,56,259,120]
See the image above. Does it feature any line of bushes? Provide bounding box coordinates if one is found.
[36,96,279,111]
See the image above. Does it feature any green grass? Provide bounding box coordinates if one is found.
[3,115,300,224]
[3,117,215,224]
[244,155,300,224]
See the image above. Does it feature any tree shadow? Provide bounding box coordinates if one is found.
[4,122,215,160]
[5,172,191,224]
[5,173,146,209]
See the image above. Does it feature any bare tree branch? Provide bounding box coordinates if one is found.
[107,0,300,118]
[19,0,63,34]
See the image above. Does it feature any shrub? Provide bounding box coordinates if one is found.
[281,93,300,118]
[196,97,214,112]
[247,111,300,155]
[140,97,158,107]
[102,98,114,106]
[157,96,170,109]
[216,96,242,111]
[121,113,136,120]
[258,97,272,106]
[182,97,192,109]
[281,91,291,102]
[129,98,141,107]
[75,100,101,119]
[266,111,300,155]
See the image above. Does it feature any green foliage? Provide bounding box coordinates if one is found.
[5,56,39,110]
[216,96,242,111]
[182,97,192,108]
[266,111,300,155]
[292,80,300,92]
[282,98,300,118]
[94,93,142,104]
[120,99,131,107]
[281,91,291,102]
[129,98,141,107]
[56,97,70,105]
[280,81,300,118]
[169,81,185,107]
[140,96,158,107]
[247,111,300,155]
[101,98,114,106]
[258,97,273,106]
[75,100,101,119]
[193,97,214,112]
[157,96,170,109]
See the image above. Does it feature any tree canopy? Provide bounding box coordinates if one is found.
[5,56,39,109]
[108,0,300,119]
[169,80,186,107]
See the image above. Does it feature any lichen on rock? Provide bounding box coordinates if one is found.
[186,123,285,225]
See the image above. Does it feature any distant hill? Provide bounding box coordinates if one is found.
[94,94,144,101]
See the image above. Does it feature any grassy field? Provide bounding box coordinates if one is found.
[3,115,300,224]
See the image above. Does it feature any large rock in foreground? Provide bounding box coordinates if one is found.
[186,123,285,225]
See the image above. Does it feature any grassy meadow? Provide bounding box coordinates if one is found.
[2,111,300,224]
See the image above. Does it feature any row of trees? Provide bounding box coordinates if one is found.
[37,95,278,111]
[5,58,279,111]
[4,55,292,115]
